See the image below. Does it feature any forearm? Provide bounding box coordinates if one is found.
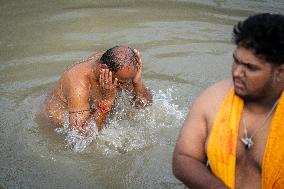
[93,110,109,131]
[173,153,229,189]
[132,81,153,107]
[69,110,108,133]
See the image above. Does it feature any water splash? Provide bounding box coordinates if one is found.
[54,87,185,154]
[55,115,98,152]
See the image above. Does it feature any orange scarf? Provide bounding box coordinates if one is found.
[207,88,284,189]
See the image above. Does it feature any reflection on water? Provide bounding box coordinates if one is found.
[1,0,283,188]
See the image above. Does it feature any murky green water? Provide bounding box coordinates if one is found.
[0,0,283,188]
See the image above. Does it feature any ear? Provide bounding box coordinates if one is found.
[275,64,284,82]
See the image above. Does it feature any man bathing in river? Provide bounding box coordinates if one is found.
[173,13,284,188]
[44,46,152,134]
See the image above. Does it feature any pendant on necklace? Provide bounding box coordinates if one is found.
[241,137,254,150]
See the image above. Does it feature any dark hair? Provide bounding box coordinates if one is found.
[233,13,284,65]
[100,46,137,72]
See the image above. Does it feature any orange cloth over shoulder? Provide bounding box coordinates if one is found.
[207,88,284,189]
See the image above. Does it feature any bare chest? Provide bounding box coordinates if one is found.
[233,120,272,189]
[236,115,272,171]
[236,130,269,173]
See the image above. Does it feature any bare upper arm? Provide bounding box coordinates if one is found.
[174,79,232,162]
[61,72,92,128]
[63,73,90,110]
[175,91,210,163]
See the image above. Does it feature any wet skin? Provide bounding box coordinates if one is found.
[44,49,152,134]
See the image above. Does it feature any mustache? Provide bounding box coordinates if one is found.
[233,77,246,87]
[233,77,244,83]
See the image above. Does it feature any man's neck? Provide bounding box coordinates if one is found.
[244,91,282,114]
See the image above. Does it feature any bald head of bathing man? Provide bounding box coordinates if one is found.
[44,46,152,133]
[173,13,284,189]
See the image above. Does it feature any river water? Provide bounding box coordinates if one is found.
[0,0,283,188]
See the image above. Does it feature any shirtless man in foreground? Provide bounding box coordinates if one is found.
[44,46,152,134]
[173,13,284,188]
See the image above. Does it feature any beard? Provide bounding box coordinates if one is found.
[234,76,274,103]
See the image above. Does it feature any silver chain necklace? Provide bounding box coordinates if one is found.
[241,99,279,150]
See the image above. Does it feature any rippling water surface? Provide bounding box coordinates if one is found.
[0,0,283,188]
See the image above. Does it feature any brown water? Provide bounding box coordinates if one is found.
[0,0,283,188]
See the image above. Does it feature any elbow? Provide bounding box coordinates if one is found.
[172,152,184,180]
[143,98,153,107]
[134,95,153,108]
[144,90,153,106]
[172,165,180,180]
[172,151,196,184]
[141,88,153,107]
[147,94,153,106]
[147,89,153,104]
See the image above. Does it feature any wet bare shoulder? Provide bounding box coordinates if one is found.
[61,51,103,74]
